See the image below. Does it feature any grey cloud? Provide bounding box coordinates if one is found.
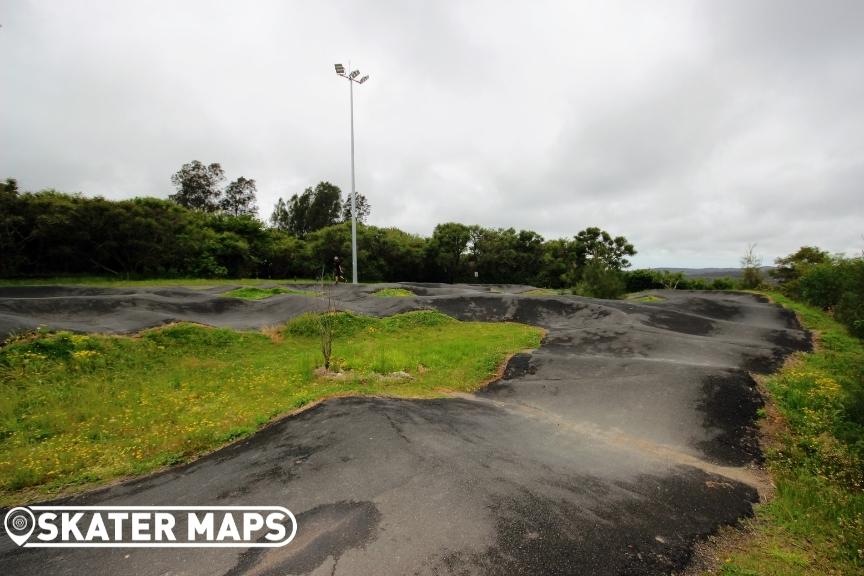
[1,0,862,268]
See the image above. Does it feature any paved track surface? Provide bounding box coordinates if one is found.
[0,284,810,575]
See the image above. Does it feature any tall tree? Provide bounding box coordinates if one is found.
[574,227,636,270]
[1,178,18,195]
[772,246,830,284]
[286,192,312,236]
[537,238,580,287]
[0,178,23,276]
[220,177,258,217]
[270,197,290,230]
[740,243,763,289]
[283,182,343,237]
[169,161,225,212]
[469,227,545,284]
[341,192,371,224]
[428,222,472,283]
[305,182,342,232]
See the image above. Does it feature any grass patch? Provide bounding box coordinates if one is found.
[372,288,414,298]
[223,287,317,300]
[521,288,568,296]
[710,292,863,575]
[626,294,665,303]
[0,311,541,505]
[0,277,315,288]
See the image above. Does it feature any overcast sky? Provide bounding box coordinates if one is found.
[2,1,862,267]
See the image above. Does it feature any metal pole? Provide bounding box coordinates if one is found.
[349,65,358,284]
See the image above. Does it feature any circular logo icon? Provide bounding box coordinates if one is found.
[4,507,35,546]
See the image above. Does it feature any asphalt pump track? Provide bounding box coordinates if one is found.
[0,284,810,575]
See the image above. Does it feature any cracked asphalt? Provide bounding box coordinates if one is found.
[0,284,810,575]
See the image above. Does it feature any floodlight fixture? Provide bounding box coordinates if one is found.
[333,62,371,284]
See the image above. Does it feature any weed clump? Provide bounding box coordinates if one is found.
[223,287,315,300]
[372,288,414,298]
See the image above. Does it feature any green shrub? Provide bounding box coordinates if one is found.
[834,264,864,339]
[772,249,863,339]
[797,262,850,308]
[683,277,708,290]
[794,259,863,337]
[771,246,831,286]
[624,269,659,292]
[710,277,736,290]
[574,262,625,299]
[740,267,763,290]
[623,270,738,292]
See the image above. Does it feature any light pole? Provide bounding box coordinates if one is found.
[334,63,369,284]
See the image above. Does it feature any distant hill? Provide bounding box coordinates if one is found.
[651,267,775,280]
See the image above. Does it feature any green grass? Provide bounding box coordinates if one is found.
[0,311,542,505]
[712,292,863,575]
[0,277,315,288]
[626,294,665,303]
[223,287,318,300]
[372,288,414,298]
[521,288,569,296]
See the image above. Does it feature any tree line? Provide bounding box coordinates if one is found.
[769,246,864,338]
[3,168,860,331]
[0,173,636,291]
